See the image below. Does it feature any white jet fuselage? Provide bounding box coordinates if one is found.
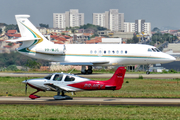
[17,43,175,66]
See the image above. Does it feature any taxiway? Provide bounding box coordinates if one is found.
[0,72,180,79]
[1,97,180,106]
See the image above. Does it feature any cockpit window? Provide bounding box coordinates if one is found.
[53,74,63,81]
[44,74,52,80]
[64,75,75,82]
[151,48,156,52]
[148,48,152,52]
[155,48,161,52]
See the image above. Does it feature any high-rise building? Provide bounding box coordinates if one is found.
[53,9,84,29]
[124,22,135,33]
[93,9,124,31]
[124,20,151,35]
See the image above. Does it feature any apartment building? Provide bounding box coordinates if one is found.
[93,9,124,31]
[53,9,84,29]
[124,19,151,35]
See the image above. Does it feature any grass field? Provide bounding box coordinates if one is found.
[1,77,180,119]
[1,76,180,98]
[0,105,180,119]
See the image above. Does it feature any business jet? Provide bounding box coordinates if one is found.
[7,15,176,74]
[22,66,126,100]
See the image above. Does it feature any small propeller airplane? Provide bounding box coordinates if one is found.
[22,66,126,100]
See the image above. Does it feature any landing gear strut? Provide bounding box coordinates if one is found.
[81,66,93,74]
[146,64,150,75]
[53,90,73,100]
[29,90,40,99]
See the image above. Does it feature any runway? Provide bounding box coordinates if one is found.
[1,96,180,106]
[1,72,180,79]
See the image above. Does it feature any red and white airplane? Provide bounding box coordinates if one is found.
[23,66,126,100]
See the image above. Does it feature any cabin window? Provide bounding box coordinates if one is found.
[112,50,115,54]
[44,74,52,80]
[99,50,102,54]
[64,76,75,82]
[104,50,106,54]
[53,74,63,81]
[148,48,152,52]
[90,50,93,54]
[108,50,110,54]
[121,50,123,54]
[125,50,127,54]
[116,50,119,54]
[94,50,97,54]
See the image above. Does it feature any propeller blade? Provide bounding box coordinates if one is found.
[25,80,27,95]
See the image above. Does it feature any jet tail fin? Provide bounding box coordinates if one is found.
[8,15,50,48]
[15,15,45,40]
[105,66,126,90]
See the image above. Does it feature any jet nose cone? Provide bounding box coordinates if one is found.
[169,55,176,62]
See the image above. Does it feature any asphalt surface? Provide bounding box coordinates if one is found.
[1,97,180,106]
[1,72,180,79]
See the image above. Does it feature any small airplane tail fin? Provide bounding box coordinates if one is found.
[105,66,126,90]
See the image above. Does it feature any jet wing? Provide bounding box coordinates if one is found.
[44,83,75,92]
[60,61,109,66]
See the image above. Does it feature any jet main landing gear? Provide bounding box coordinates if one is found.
[81,66,93,74]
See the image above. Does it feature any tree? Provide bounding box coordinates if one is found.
[133,35,139,43]
[39,23,49,28]
[25,59,41,69]
[5,24,19,32]
[6,65,18,71]
[127,34,139,43]
[0,52,49,68]
[61,33,65,35]
[0,23,7,26]
[0,28,2,34]
[152,27,160,33]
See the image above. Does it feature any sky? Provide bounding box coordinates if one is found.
[0,0,180,30]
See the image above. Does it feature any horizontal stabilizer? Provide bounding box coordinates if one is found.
[105,86,116,90]
[6,37,41,43]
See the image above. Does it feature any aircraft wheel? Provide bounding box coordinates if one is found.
[81,71,86,74]
[87,69,92,74]
[146,71,150,74]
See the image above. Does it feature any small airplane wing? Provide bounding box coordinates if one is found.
[60,61,109,66]
[44,83,75,92]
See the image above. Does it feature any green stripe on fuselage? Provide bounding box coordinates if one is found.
[65,54,167,59]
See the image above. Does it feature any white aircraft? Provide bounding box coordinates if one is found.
[7,15,176,74]
[22,66,126,100]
